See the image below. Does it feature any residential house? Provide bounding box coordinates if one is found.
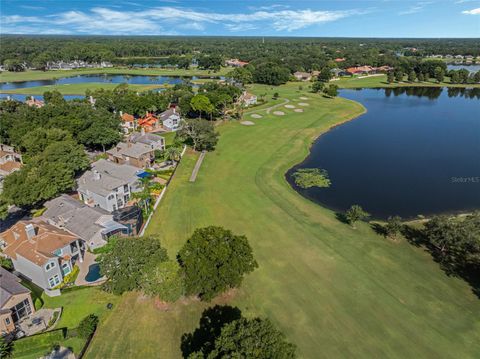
[25,96,44,108]
[0,144,22,193]
[138,112,160,133]
[159,106,182,132]
[376,65,394,73]
[77,159,141,212]
[293,71,312,81]
[0,267,35,335]
[0,221,84,290]
[106,141,155,168]
[225,59,249,67]
[239,91,257,106]
[120,111,136,134]
[43,195,129,250]
[346,66,375,75]
[334,58,346,63]
[128,131,165,151]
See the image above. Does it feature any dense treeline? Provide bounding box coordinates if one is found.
[1,36,479,72]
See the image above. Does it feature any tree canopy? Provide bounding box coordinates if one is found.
[178,226,258,301]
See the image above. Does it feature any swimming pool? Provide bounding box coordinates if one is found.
[85,263,102,282]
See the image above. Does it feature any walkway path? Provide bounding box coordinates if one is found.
[266,98,290,114]
[189,151,206,182]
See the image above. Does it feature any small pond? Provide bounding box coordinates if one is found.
[287,87,480,219]
[85,263,102,282]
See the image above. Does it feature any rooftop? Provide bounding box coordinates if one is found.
[0,267,30,309]
[107,141,154,159]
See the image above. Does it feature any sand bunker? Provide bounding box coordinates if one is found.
[298,102,309,106]
[294,109,304,113]
[250,114,262,119]
[285,104,295,109]
[241,121,255,126]
[299,96,309,100]
[273,111,285,116]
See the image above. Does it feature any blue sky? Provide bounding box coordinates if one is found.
[1,0,479,37]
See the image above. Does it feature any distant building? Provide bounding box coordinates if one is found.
[120,111,136,134]
[0,220,85,290]
[346,66,375,75]
[159,106,182,132]
[293,71,312,81]
[0,267,35,335]
[226,59,249,67]
[25,96,44,108]
[239,91,257,106]
[77,159,142,212]
[334,58,346,63]
[138,112,160,133]
[0,144,22,193]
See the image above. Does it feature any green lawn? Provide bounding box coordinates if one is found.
[86,83,480,358]
[1,83,162,95]
[11,286,119,359]
[0,66,229,83]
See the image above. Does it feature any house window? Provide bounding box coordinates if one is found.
[124,184,129,192]
[45,262,56,271]
[62,262,71,275]
[48,274,60,288]
[112,204,117,211]
[108,194,114,200]
[70,242,78,252]
[124,194,130,202]
[54,248,62,256]
[5,317,10,325]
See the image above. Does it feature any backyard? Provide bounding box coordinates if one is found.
[85,83,480,358]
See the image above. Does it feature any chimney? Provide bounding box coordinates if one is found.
[25,224,36,240]
[93,170,101,180]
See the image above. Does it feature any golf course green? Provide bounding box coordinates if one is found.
[85,84,480,358]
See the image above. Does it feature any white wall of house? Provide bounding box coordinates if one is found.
[163,114,181,131]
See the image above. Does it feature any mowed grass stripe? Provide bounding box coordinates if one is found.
[86,84,480,359]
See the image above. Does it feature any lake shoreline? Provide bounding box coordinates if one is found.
[286,87,480,221]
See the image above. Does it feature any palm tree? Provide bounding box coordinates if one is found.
[164,146,182,163]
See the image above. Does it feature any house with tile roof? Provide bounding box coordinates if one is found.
[293,71,312,81]
[138,112,160,133]
[0,267,35,335]
[43,195,128,249]
[0,144,22,193]
[0,221,84,290]
[77,159,142,212]
[120,111,136,134]
[25,96,44,108]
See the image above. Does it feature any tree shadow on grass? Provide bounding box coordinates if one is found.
[335,212,349,225]
[370,222,387,237]
[180,305,242,358]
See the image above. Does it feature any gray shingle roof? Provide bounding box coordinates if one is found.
[77,159,140,197]
[43,195,118,241]
[106,142,153,159]
[0,267,30,309]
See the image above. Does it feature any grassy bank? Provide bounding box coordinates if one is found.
[1,83,162,95]
[86,83,480,358]
[334,74,480,88]
[0,67,229,83]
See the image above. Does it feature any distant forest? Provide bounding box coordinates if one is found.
[1,36,479,71]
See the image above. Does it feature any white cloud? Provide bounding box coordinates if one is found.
[0,6,364,35]
[399,2,432,15]
[462,7,480,14]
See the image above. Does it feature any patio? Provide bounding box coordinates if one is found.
[16,308,60,337]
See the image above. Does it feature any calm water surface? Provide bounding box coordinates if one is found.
[0,74,220,91]
[287,87,480,219]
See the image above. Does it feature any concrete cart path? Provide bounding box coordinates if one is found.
[190,151,206,182]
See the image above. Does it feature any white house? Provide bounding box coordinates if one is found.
[239,91,257,106]
[160,106,182,132]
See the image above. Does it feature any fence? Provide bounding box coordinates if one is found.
[139,145,187,237]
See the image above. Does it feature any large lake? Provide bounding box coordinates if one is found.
[0,73,221,91]
[287,87,480,219]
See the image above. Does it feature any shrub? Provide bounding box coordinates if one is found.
[292,168,330,189]
[77,314,99,339]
